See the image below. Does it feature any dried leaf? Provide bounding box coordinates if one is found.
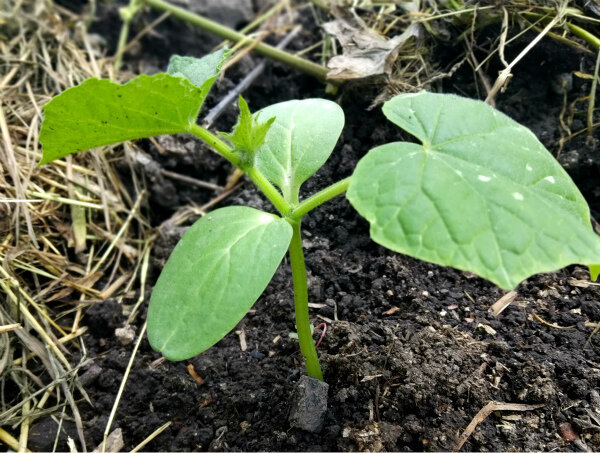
[92,428,123,453]
[323,6,421,81]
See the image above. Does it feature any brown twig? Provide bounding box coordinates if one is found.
[455,401,545,451]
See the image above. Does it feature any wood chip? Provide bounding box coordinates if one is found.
[236,329,247,351]
[489,290,517,316]
[476,323,497,336]
[569,278,600,288]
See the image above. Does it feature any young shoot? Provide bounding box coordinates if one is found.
[39,49,600,381]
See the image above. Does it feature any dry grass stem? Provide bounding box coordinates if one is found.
[1,0,152,450]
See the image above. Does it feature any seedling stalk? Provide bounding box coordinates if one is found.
[289,220,324,380]
[190,123,345,380]
[38,50,600,384]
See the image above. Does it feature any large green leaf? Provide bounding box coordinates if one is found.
[39,74,203,164]
[254,99,344,203]
[147,206,292,361]
[347,91,600,289]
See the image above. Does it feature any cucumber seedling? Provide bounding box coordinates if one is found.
[39,49,600,380]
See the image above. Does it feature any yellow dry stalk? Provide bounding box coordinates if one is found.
[0,0,153,450]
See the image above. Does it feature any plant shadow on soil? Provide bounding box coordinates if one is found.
[32,3,600,452]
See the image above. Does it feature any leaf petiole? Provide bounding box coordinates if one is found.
[291,177,351,221]
[189,123,241,167]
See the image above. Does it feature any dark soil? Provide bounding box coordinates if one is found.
[32,2,600,451]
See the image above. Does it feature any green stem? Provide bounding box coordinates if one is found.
[189,123,241,167]
[114,0,142,71]
[189,124,290,217]
[588,50,600,137]
[568,22,600,50]
[247,167,291,217]
[291,177,351,221]
[114,11,132,71]
[522,12,600,50]
[288,220,324,381]
[143,0,330,81]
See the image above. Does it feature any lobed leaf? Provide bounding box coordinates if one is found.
[254,99,344,203]
[39,74,203,164]
[167,48,230,101]
[347,91,600,289]
[40,49,230,165]
[147,206,293,361]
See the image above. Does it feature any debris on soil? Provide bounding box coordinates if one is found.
[288,375,330,433]
[115,325,137,345]
[92,428,124,453]
[489,290,518,316]
[323,5,421,82]
[454,401,546,451]
[3,0,600,451]
[342,421,403,452]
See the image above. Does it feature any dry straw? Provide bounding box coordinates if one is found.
[0,1,152,451]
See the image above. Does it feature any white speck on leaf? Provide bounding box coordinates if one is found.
[526,164,533,172]
[258,213,274,224]
[478,175,491,182]
[512,192,524,201]
[544,176,556,184]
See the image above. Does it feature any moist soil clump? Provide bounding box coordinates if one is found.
[46,3,600,452]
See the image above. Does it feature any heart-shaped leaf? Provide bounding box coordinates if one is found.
[347,91,600,289]
[147,206,292,361]
[254,99,344,203]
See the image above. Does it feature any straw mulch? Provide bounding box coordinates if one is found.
[1,1,152,450]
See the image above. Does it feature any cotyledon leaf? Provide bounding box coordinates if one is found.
[254,99,344,203]
[147,206,293,361]
[39,73,204,165]
[347,91,600,289]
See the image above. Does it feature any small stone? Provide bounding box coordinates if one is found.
[79,364,103,386]
[289,375,329,433]
[476,323,497,336]
[115,325,136,345]
[239,421,250,434]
